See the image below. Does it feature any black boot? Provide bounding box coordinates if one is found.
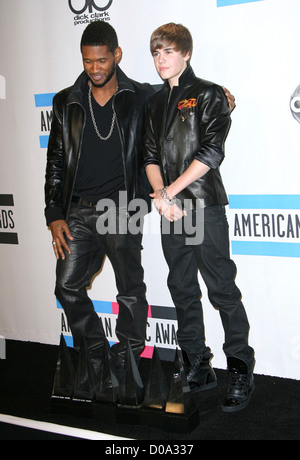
[183,351,217,393]
[222,357,255,413]
[111,342,141,370]
[89,342,105,378]
[107,342,141,390]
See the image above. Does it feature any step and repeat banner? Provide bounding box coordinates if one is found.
[0,0,300,379]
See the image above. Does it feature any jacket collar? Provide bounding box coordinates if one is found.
[162,64,196,92]
[66,65,135,105]
[160,65,197,136]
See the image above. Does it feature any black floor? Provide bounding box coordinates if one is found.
[0,340,299,440]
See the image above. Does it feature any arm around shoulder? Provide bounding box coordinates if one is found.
[195,84,231,170]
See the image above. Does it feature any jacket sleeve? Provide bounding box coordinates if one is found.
[195,84,231,169]
[44,92,65,226]
[143,101,160,168]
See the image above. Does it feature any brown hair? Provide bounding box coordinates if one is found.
[150,23,193,62]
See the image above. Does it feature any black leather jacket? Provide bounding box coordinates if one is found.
[144,65,231,209]
[45,67,154,225]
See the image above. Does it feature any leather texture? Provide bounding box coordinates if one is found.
[144,65,231,209]
[55,205,148,354]
[45,67,154,226]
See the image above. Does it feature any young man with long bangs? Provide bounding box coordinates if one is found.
[144,23,255,412]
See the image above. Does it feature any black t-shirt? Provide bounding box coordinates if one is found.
[74,84,125,204]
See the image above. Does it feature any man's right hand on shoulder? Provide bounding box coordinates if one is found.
[49,220,74,260]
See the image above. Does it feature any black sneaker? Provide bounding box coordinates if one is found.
[222,357,255,412]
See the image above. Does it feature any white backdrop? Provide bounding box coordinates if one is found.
[0,0,300,379]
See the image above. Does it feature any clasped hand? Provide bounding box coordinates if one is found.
[150,190,187,222]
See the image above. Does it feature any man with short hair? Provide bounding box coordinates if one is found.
[45,21,153,373]
[144,23,255,412]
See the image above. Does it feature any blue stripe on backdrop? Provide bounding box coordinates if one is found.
[217,0,264,7]
[34,93,56,107]
[232,241,300,258]
[229,195,300,210]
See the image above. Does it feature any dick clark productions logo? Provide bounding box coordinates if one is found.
[68,0,113,14]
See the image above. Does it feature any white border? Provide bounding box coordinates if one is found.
[0,414,132,441]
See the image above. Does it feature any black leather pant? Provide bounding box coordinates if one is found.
[161,206,254,366]
[55,204,148,356]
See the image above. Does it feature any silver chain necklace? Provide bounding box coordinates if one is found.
[88,84,117,141]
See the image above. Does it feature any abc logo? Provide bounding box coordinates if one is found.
[290,85,300,123]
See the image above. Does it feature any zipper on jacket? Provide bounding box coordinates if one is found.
[113,88,134,196]
[66,101,86,220]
